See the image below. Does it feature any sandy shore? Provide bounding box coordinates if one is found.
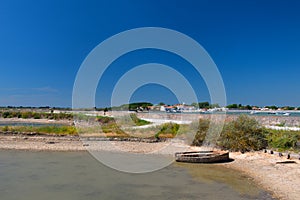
[222,152,300,200]
[0,134,299,200]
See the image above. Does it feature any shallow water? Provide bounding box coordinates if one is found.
[0,151,275,200]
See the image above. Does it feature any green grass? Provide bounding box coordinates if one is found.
[0,125,77,135]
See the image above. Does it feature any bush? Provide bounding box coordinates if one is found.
[192,119,210,146]
[97,116,114,124]
[2,126,9,131]
[218,115,267,152]
[155,123,179,138]
[2,112,10,118]
[129,113,150,126]
[33,113,41,119]
[265,130,300,151]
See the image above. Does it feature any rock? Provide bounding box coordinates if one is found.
[264,149,267,153]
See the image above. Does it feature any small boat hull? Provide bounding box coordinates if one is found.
[175,151,230,163]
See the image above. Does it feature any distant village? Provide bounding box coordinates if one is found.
[147,103,228,113]
[136,102,300,113]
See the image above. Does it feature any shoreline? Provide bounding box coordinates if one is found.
[0,135,299,200]
[222,152,300,200]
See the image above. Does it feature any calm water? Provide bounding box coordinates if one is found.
[0,151,275,200]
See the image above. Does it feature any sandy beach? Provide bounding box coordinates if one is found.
[223,152,300,200]
[0,133,299,200]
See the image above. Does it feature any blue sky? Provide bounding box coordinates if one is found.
[0,0,300,107]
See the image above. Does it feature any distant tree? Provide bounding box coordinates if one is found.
[226,104,238,109]
[191,102,198,108]
[198,102,210,109]
[282,106,295,110]
[265,105,278,110]
[103,107,108,115]
[245,105,252,110]
[210,103,220,108]
[158,102,165,106]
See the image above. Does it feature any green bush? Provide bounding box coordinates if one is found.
[218,115,267,152]
[129,113,150,126]
[2,126,9,131]
[155,123,180,138]
[2,112,10,118]
[97,116,114,124]
[192,119,210,146]
[33,113,41,119]
[265,130,300,151]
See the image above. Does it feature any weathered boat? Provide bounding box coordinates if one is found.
[175,151,230,163]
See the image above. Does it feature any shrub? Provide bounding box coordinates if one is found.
[155,123,180,138]
[33,113,41,119]
[2,126,9,132]
[265,130,300,151]
[218,115,267,152]
[97,116,114,124]
[2,112,10,118]
[21,112,32,119]
[129,113,150,126]
[192,119,210,146]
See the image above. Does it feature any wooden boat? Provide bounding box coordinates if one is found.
[175,151,230,163]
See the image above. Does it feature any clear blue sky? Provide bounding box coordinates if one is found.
[0,0,300,107]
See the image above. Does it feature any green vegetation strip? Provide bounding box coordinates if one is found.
[192,115,300,152]
[0,126,77,135]
[0,111,73,120]
[1,112,299,152]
